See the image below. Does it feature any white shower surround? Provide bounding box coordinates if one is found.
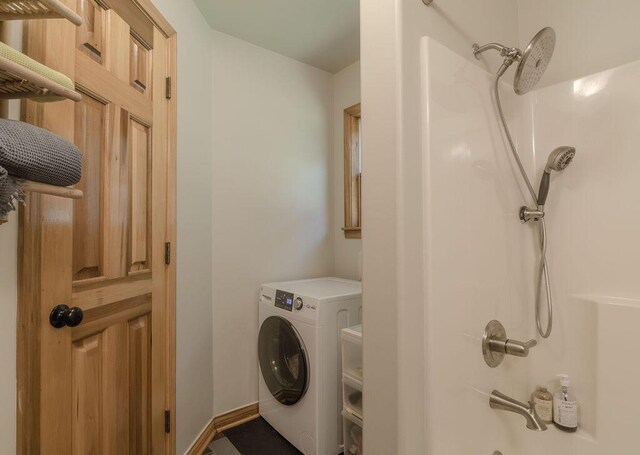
[421,36,640,454]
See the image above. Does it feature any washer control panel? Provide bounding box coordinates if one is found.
[274,290,294,312]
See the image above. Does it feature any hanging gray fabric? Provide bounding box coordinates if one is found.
[0,166,21,217]
[0,118,82,186]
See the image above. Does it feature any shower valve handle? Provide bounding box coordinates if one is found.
[483,320,537,367]
[503,338,537,357]
[488,336,537,358]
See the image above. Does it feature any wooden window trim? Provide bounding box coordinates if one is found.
[343,103,361,239]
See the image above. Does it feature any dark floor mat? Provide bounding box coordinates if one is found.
[223,417,302,455]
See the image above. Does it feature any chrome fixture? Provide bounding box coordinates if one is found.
[536,146,576,208]
[524,146,576,337]
[472,28,576,339]
[519,207,545,222]
[490,390,548,431]
[473,27,555,95]
[522,146,576,220]
[482,320,537,368]
[421,0,433,5]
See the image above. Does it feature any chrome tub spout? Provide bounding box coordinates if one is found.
[489,390,547,431]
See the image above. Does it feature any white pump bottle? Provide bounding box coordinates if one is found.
[553,374,578,432]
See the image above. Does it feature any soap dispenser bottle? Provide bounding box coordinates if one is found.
[553,374,578,432]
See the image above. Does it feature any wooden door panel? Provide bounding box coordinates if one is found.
[71,335,102,455]
[77,0,105,61]
[102,321,129,455]
[104,106,131,279]
[73,92,107,281]
[130,35,150,94]
[74,102,153,281]
[129,117,151,273]
[106,9,131,84]
[70,311,152,455]
[129,315,151,455]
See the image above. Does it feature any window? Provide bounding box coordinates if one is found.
[343,103,361,239]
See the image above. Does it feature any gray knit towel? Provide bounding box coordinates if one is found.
[0,118,82,216]
[0,118,82,186]
[0,166,22,217]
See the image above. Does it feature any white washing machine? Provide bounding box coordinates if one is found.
[258,277,362,455]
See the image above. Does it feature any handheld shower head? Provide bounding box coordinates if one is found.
[472,27,556,94]
[545,146,576,172]
[537,146,576,206]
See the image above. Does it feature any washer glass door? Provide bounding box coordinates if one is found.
[258,315,309,405]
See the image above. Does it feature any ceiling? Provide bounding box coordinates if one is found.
[194,0,360,74]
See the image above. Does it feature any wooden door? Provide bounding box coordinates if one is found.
[17,1,176,454]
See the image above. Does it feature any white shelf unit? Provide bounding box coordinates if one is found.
[342,325,363,455]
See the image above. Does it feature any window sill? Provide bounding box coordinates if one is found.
[342,227,361,239]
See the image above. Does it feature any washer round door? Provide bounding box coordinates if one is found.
[258,315,310,406]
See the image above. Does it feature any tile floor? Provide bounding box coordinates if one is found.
[203,417,302,455]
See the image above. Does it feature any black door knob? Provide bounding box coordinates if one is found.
[50,304,84,329]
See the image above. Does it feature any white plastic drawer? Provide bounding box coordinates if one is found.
[341,325,363,382]
[343,373,363,419]
[342,409,363,455]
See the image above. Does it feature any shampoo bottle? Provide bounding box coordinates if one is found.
[553,374,578,432]
[532,386,553,423]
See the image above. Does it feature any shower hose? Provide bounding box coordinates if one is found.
[493,71,553,339]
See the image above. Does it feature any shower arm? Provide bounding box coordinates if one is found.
[473,43,522,63]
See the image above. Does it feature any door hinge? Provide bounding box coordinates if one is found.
[164,242,171,265]
[165,76,172,99]
[165,409,171,433]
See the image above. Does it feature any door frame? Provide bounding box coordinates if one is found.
[16,1,177,453]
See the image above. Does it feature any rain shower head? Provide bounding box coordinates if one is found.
[514,27,556,94]
[473,27,556,95]
[537,146,576,207]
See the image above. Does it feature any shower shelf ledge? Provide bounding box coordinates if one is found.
[0,0,83,26]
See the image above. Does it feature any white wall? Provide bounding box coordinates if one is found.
[210,30,334,415]
[144,1,215,452]
[518,0,640,88]
[517,55,640,455]
[332,61,361,280]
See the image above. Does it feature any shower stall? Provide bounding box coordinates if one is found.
[362,1,640,454]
